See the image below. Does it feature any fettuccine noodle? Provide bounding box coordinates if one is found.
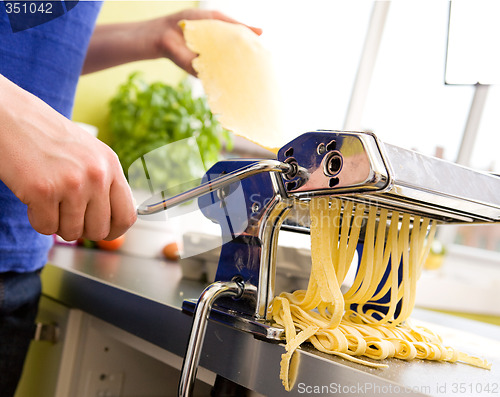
[270,197,491,391]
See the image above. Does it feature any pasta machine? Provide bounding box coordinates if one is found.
[137,130,500,397]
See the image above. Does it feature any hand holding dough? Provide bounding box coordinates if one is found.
[180,19,285,151]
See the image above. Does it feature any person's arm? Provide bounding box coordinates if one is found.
[0,74,137,241]
[82,9,262,75]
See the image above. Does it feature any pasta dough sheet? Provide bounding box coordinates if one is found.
[180,19,286,152]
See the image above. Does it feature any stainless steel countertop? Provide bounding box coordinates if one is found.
[43,245,500,396]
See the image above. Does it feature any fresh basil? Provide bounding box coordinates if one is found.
[108,72,232,195]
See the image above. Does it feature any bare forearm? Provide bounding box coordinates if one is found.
[82,20,161,75]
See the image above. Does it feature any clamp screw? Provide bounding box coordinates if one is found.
[317,143,326,155]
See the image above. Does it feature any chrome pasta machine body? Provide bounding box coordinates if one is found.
[137,131,500,397]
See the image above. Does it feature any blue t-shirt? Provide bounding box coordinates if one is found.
[0,1,102,272]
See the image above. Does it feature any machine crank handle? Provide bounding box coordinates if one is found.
[137,159,294,216]
[178,280,244,397]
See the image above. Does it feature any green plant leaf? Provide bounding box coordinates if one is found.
[108,72,232,194]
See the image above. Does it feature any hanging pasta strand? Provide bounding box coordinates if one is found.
[355,207,390,306]
[360,211,401,325]
[335,200,353,284]
[343,205,377,304]
[341,202,365,285]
